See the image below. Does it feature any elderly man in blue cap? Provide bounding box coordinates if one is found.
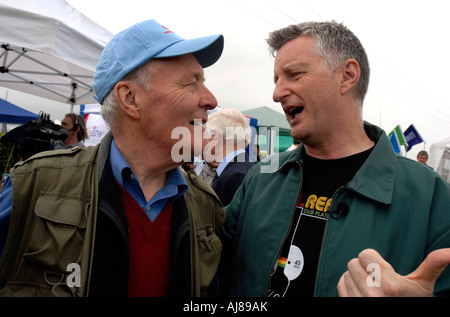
[0,20,225,297]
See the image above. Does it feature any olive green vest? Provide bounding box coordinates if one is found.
[0,144,225,297]
[0,145,99,296]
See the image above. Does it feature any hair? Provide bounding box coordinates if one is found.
[205,108,252,148]
[101,60,158,128]
[266,20,370,105]
[417,150,428,158]
[65,113,88,142]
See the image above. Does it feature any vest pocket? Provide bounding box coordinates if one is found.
[196,224,222,288]
[22,194,87,274]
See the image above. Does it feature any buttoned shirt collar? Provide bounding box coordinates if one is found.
[109,140,188,221]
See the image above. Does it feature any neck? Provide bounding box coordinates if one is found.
[65,134,78,146]
[114,133,176,202]
[304,122,373,160]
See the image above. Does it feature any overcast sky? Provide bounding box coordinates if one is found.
[3,0,449,159]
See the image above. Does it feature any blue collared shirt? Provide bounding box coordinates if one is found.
[216,149,246,177]
[110,140,188,221]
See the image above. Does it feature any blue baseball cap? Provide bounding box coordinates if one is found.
[93,19,224,104]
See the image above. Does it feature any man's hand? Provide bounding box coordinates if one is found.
[337,248,450,297]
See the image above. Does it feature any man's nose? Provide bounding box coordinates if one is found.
[199,85,217,110]
[272,77,289,103]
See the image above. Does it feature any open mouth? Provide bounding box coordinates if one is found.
[190,119,206,127]
[289,107,304,119]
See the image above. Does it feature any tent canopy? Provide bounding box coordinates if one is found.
[242,106,291,136]
[429,137,450,182]
[242,106,293,154]
[0,0,113,107]
[0,98,38,124]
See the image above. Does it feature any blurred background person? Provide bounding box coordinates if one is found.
[54,113,88,149]
[204,108,255,206]
[196,160,218,185]
[417,150,433,170]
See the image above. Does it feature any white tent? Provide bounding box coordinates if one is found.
[0,0,113,110]
[429,137,450,182]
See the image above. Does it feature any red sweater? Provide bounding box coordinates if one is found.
[117,183,173,297]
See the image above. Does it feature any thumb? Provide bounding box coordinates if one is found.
[407,248,450,287]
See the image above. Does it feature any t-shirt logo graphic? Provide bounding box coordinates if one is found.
[284,245,304,280]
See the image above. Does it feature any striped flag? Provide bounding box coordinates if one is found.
[389,132,401,154]
[388,125,407,154]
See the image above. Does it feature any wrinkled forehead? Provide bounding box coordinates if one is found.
[151,54,205,76]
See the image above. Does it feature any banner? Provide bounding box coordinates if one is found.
[84,113,110,147]
[80,104,111,147]
[389,132,401,154]
[404,124,424,152]
[388,125,407,154]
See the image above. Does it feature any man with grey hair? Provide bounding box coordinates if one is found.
[203,108,255,206]
[218,21,450,297]
[0,19,225,297]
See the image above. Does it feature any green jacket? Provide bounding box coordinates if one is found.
[0,132,225,297]
[220,122,450,297]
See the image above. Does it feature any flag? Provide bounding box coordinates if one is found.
[389,131,401,154]
[404,124,424,152]
[389,125,407,147]
[388,125,407,154]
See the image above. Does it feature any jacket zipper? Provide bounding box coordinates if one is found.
[265,161,303,296]
[312,185,344,296]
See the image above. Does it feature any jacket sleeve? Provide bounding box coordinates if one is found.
[428,175,450,297]
[216,165,253,296]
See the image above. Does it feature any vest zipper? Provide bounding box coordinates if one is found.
[265,161,303,296]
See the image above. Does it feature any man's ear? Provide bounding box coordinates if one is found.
[340,58,360,96]
[114,81,140,121]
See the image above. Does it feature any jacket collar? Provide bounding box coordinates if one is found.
[98,130,114,180]
[276,122,396,205]
[347,123,396,205]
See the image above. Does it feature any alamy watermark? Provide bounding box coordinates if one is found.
[63,261,380,289]
[66,263,81,288]
[366,263,381,288]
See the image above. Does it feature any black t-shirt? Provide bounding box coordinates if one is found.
[267,147,373,297]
